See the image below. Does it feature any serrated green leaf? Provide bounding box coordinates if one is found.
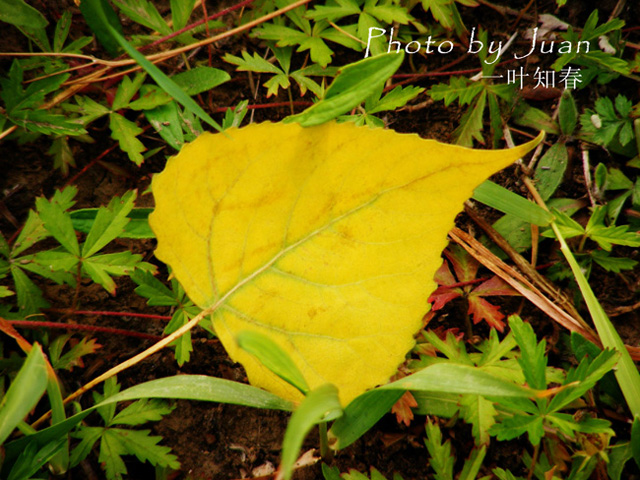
[286,52,404,126]
[112,74,146,110]
[425,419,454,480]
[111,399,174,426]
[429,77,483,107]
[48,136,76,176]
[70,426,103,467]
[53,10,72,52]
[71,207,154,239]
[35,194,79,256]
[492,413,544,445]
[82,190,136,258]
[67,96,110,124]
[109,113,145,165]
[131,270,178,306]
[27,250,79,282]
[368,85,424,114]
[112,0,171,35]
[460,395,497,445]
[455,89,486,146]
[591,250,637,272]
[509,316,546,390]
[82,251,148,294]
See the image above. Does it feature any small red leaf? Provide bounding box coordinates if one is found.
[471,275,519,297]
[467,296,506,332]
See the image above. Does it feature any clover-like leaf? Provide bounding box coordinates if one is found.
[150,122,541,405]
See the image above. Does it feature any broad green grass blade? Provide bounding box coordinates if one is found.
[0,345,48,445]
[330,363,533,449]
[83,0,221,132]
[473,180,553,226]
[3,375,293,466]
[550,222,640,419]
[237,331,310,395]
[285,53,405,127]
[280,384,342,480]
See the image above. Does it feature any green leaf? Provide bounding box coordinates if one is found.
[111,399,175,426]
[48,136,76,177]
[424,419,455,480]
[534,143,568,201]
[473,180,553,226]
[459,446,487,480]
[632,417,640,469]
[492,413,544,445]
[460,394,497,445]
[71,207,154,239]
[591,250,637,273]
[170,0,196,31]
[6,437,66,480]
[79,0,124,56]
[81,251,148,294]
[10,265,50,314]
[281,384,343,480]
[102,428,180,477]
[237,330,310,395]
[143,100,184,150]
[368,85,424,114]
[53,11,72,52]
[0,345,48,445]
[112,74,146,110]
[131,270,178,306]
[112,0,171,35]
[558,89,578,136]
[172,66,230,96]
[82,190,137,257]
[0,0,47,29]
[109,113,145,165]
[35,195,79,256]
[455,89,486,146]
[83,0,221,131]
[509,316,547,390]
[70,426,103,468]
[286,52,405,126]
[429,77,483,107]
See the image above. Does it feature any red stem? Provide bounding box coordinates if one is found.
[7,320,163,340]
[140,0,257,52]
[47,308,171,320]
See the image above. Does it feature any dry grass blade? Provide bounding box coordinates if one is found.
[449,227,600,343]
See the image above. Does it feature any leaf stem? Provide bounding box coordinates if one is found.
[319,421,333,462]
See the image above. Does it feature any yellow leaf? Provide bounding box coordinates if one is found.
[149,122,542,406]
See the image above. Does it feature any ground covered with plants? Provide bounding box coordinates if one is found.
[1,0,640,479]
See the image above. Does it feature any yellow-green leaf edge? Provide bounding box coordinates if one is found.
[150,122,542,406]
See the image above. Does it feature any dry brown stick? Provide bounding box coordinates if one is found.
[464,202,585,324]
[449,227,599,343]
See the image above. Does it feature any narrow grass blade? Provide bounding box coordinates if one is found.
[3,374,293,466]
[237,330,310,395]
[551,222,640,419]
[83,0,221,132]
[330,363,532,449]
[473,180,552,226]
[0,345,48,445]
[280,384,342,480]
